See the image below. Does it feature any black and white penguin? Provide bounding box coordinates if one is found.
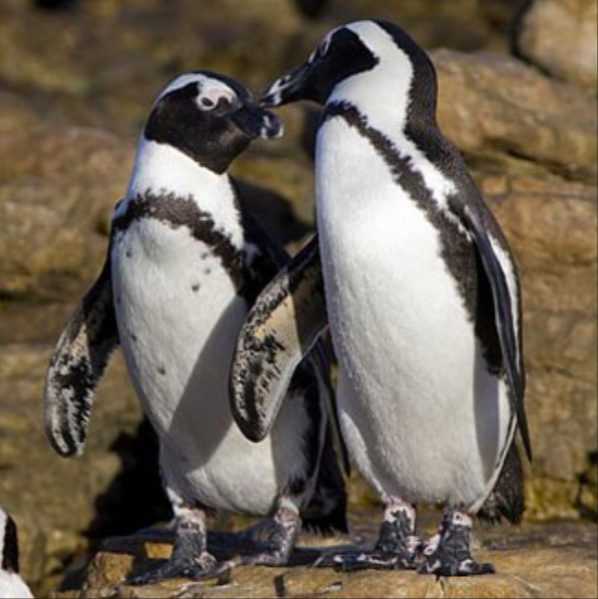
[230,21,531,576]
[0,508,32,599]
[44,71,347,584]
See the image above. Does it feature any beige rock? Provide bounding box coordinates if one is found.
[0,342,146,595]
[321,0,519,53]
[0,0,304,137]
[433,49,598,182]
[0,5,596,596]
[0,126,132,300]
[480,174,597,515]
[0,91,42,137]
[52,520,598,598]
[516,0,598,89]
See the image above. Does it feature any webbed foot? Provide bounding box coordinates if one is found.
[127,505,234,585]
[418,510,495,577]
[315,497,421,571]
[240,505,301,566]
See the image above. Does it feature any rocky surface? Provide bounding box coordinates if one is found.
[515,0,598,90]
[433,49,597,182]
[0,125,132,300]
[0,1,596,596]
[50,517,598,599]
[480,174,597,520]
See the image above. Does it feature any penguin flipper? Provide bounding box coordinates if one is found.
[461,202,532,461]
[230,234,328,442]
[44,250,118,457]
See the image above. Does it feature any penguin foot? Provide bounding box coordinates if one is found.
[240,505,301,566]
[418,510,495,577]
[127,504,234,585]
[128,551,233,585]
[315,497,421,571]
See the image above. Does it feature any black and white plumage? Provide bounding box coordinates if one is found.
[44,71,347,584]
[232,20,531,576]
[0,508,32,599]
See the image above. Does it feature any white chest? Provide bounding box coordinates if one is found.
[0,572,32,599]
[111,215,243,434]
[110,206,309,514]
[316,118,472,372]
[315,118,512,507]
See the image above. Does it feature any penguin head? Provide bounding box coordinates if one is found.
[0,508,19,574]
[262,20,437,124]
[144,71,283,173]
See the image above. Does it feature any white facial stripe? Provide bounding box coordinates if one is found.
[155,73,237,109]
[320,28,337,55]
[195,81,237,111]
[330,21,458,216]
[155,73,206,103]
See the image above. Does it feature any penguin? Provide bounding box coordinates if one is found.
[44,71,347,584]
[230,20,531,576]
[0,508,32,599]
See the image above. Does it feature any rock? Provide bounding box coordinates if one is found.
[0,125,132,300]
[0,91,43,137]
[515,0,598,89]
[51,518,598,598]
[432,49,597,182]
[0,341,168,596]
[318,0,520,53]
[479,173,597,518]
[1,3,597,596]
[0,0,304,138]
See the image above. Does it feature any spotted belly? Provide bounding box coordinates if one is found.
[111,218,309,515]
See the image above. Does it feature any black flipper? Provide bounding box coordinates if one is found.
[457,200,532,461]
[229,235,328,442]
[43,249,118,457]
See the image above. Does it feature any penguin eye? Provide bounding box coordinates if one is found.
[196,89,238,113]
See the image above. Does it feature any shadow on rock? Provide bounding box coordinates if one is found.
[85,418,172,542]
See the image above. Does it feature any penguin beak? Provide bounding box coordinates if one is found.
[261,63,311,107]
[231,103,284,139]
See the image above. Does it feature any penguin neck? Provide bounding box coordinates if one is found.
[128,136,232,200]
[126,136,242,236]
[325,73,457,213]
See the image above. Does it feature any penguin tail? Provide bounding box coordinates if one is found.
[302,495,348,535]
[301,425,349,535]
[478,441,525,525]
